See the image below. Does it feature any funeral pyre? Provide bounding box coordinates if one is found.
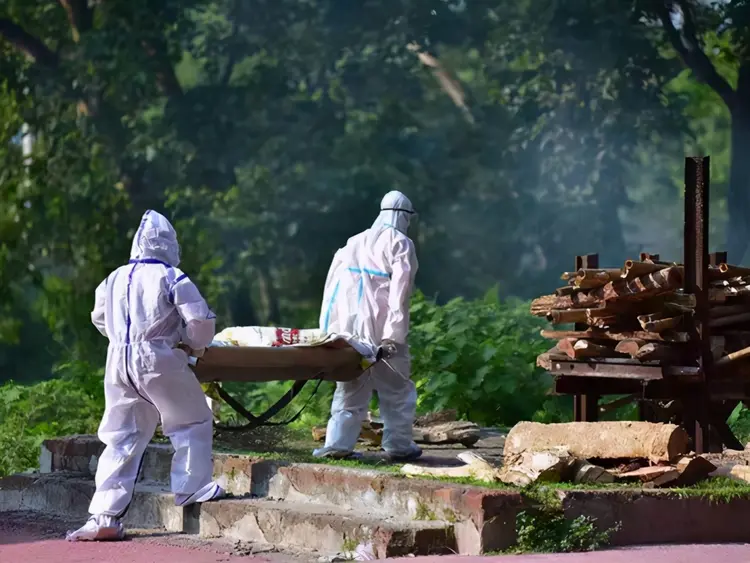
[530,258,750,367]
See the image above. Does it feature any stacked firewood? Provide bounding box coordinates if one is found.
[531,257,750,367]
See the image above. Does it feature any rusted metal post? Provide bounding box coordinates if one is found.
[573,254,600,422]
[710,252,727,266]
[683,156,711,453]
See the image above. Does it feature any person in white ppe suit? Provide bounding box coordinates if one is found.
[313,191,421,461]
[67,210,225,542]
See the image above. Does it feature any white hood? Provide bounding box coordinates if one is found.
[129,210,181,267]
[370,191,414,235]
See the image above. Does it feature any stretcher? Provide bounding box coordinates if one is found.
[188,327,377,429]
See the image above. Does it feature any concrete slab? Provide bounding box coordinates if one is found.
[199,498,454,558]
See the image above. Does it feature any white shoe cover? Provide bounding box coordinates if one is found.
[66,515,125,542]
[174,480,226,507]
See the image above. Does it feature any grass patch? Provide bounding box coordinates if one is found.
[504,484,620,554]
[670,477,750,502]
[212,445,750,500]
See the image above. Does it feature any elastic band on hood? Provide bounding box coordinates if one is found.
[370,191,414,235]
[129,210,181,267]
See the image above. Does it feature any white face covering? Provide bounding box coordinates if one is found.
[371,190,415,235]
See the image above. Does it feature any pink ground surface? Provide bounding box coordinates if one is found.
[4,516,750,562]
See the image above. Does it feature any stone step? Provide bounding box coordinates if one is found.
[0,472,455,558]
[41,435,522,554]
[0,473,184,531]
[198,498,454,558]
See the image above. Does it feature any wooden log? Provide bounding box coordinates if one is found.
[574,269,622,289]
[572,340,621,359]
[540,329,690,343]
[715,344,750,367]
[546,309,588,324]
[556,338,578,359]
[616,465,676,483]
[411,421,481,447]
[555,286,576,296]
[531,292,601,314]
[709,312,750,328]
[503,421,690,463]
[587,314,621,329]
[598,266,683,302]
[718,264,750,278]
[621,260,667,279]
[572,460,615,484]
[673,455,716,486]
[635,343,683,363]
[724,286,750,298]
[499,447,577,487]
[709,304,750,318]
[645,469,681,488]
[638,314,684,333]
[615,339,646,358]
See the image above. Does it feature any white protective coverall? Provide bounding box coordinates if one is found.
[67,210,224,542]
[314,191,421,460]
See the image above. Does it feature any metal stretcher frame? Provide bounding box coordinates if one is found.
[189,338,368,430]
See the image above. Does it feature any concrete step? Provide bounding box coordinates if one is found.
[198,498,454,558]
[0,473,184,532]
[41,435,522,554]
[0,472,455,558]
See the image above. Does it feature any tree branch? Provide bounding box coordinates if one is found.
[407,42,475,125]
[656,0,735,107]
[0,18,59,67]
[58,0,93,42]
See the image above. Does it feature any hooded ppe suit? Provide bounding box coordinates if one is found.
[67,210,224,542]
[314,191,420,460]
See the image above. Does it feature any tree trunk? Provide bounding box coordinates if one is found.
[727,64,750,264]
[259,261,282,325]
[229,277,260,327]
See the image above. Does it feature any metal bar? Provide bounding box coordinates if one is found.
[550,360,666,380]
[684,156,711,453]
[550,359,701,379]
[710,251,727,266]
[640,253,660,262]
[573,254,599,422]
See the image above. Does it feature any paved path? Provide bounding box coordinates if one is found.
[411,545,750,562]
[3,513,750,562]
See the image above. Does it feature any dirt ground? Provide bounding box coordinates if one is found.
[213,425,506,468]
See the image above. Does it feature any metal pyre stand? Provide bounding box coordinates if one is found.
[548,156,748,454]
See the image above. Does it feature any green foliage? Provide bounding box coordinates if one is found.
[0,360,103,476]
[509,485,619,554]
[512,511,617,554]
[728,403,750,444]
[409,289,565,426]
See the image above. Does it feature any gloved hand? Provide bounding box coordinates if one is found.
[381,339,398,359]
[177,343,205,358]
